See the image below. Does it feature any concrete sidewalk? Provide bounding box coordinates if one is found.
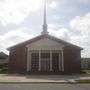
[0,74,90,83]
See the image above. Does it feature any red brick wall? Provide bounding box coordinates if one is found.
[63,46,81,73]
[9,45,27,73]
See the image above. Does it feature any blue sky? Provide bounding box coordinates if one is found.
[0,0,90,57]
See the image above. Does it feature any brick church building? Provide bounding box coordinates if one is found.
[7,1,83,74]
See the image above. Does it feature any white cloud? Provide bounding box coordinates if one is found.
[70,12,90,35]
[0,0,42,25]
[53,15,65,20]
[48,23,63,28]
[49,1,57,8]
[70,35,90,57]
[0,29,34,54]
[70,12,90,57]
[48,27,71,41]
[77,0,90,4]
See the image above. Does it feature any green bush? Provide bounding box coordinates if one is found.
[82,70,90,74]
[0,67,8,73]
[76,79,90,83]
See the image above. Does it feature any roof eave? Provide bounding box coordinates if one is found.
[7,34,83,51]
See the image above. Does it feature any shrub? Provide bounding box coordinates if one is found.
[0,66,8,73]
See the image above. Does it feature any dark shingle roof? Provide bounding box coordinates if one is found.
[7,34,83,50]
[0,52,8,59]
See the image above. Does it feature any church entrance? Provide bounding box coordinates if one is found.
[30,50,61,72]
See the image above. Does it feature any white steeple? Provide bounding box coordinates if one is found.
[41,0,48,35]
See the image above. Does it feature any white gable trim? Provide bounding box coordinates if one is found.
[26,38,65,50]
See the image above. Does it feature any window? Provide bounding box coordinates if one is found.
[52,53,59,71]
[31,53,39,71]
[40,52,50,71]
[30,50,61,71]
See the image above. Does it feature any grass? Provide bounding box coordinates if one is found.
[76,79,90,83]
[81,70,90,74]
[75,69,90,83]
[0,66,8,73]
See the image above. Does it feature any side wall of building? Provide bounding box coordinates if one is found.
[64,46,81,73]
[9,46,27,73]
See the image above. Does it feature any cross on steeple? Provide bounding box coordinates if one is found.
[41,0,48,35]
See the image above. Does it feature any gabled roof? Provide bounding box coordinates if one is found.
[7,34,83,50]
[0,52,8,59]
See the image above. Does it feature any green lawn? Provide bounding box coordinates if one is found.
[0,67,8,73]
[76,79,90,83]
[82,70,90,74]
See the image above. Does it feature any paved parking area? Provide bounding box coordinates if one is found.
[0,74,90,83]
[0,84,90,90]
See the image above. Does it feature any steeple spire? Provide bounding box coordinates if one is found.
[41,0,48,35]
